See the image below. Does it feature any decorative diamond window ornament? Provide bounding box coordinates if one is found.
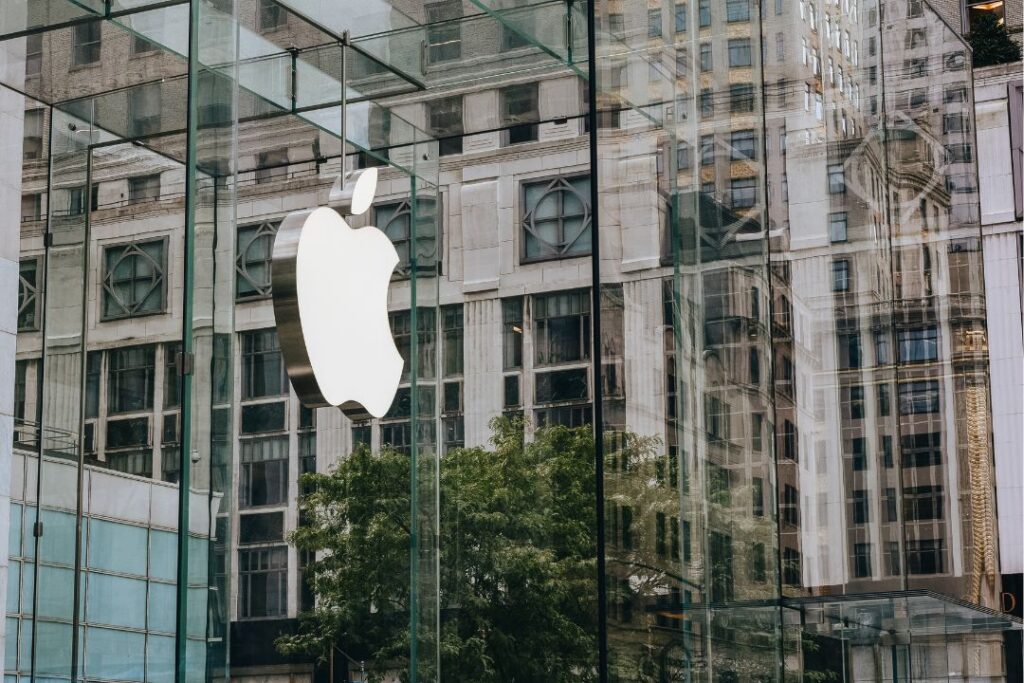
[102,240,166,320]
[236,221,279,299]
[376,199,439,277]
[522,176,592,261]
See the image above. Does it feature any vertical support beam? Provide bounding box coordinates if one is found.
[176,0,201,680]
[584,3,609,681]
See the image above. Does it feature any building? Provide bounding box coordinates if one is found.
[0,1,1019,682]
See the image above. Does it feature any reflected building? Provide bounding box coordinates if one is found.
[0,1,1020,682]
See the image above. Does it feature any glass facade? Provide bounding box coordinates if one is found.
[0,1,1019,682]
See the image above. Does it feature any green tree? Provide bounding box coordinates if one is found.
[277,417,599,682]
[967,13,1022,67]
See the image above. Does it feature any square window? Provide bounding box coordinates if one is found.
[730,83,755,112]
[128,174,160,204]
[726,0,751,21]
[258,0,286,30]
[730,130,756,159]
[102,239,166,319]
[729,178,756,208]
[728,38,752,67]
[521,176,592,261]
[107,346,156,414]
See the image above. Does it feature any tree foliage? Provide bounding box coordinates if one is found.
[277,417,599,682]
[968,13,1022,67]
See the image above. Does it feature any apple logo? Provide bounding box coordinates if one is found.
[271,168,403,419]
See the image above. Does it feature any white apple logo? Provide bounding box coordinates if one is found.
[271,168,403,419]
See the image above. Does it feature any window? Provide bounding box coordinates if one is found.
[675,3,688,31]
[676,143,691,170]
[751,542,767,581]
[730,83,755,112]
[501,83,539,145]
[884,488,899,522]
[608,13,625,35]
[853,542,872,578]
[700,135,715,165]
[428,96,463,156]
[132,33,157,54]
[839,332,862,369]
[832,259,850,292]
[700,88,715,119]
[128,174,161,204]
[238,547,287,618]
[522,176,591,261]
[699,43,713,71]
[72,21,102,65]
[501,21,532,51]
[21,194,41,221]
[849,385,865,419]
[899,380,939,415]
[730,178,756,208]
[240,438,288,507]
[852,489,870,524]
[25,33,41,76]
[102,240,166,319]
[108,346,156,414]
[728,39,752,67]
[502,298,524,369]
[236,221,278,300]
[377,199,440,275]
[752,476,764,516]
[426,1,461,62]
[902,432,941,467]
[675,49,691,75]
[648,9,663,36]
[699,0,711,25]
[256,148,288,183]
[23,109,43,160]
[726,0,751,21]
[533,290,590,365]
[730,130,756,159]
[17,259,39,331]
[781,484,799,525]
[129,84,161,137]
[897,327,938,363]
[783,548,801,585]
[851,437,867,470]
[904,485,944,521]
[884,541,901,576]
[241,330,288,399]
[878,385,892,417]
[943,113,969,134]
[258,0,286,30]
[67,186,85,216]
[828,163,845,193]
[442,305,463,376]
[829,211,848,242]
[906,539,944,574]
[390,309,436,382]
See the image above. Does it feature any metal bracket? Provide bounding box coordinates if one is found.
[44,232,53,247]
[177,351,194,376]
[33,521,43,537]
